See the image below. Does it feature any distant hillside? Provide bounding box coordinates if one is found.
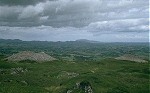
[6,51,56,62]
[0,39,149,62]
[0,39,22,42]
[76,39,100,43]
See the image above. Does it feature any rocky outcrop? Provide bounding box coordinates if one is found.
[66,81,93,93]
[78,81,93,93]
[115,54,148,63]
[6,51,56,62]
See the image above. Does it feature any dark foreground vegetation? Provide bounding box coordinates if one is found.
[0,39,149,93]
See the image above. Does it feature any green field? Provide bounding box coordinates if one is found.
[0,39,149,93]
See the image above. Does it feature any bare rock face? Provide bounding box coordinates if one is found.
[115,54,148,63]
[6,51,56,62]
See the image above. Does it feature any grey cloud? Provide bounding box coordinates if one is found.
[0,0,148,27]
[0,0,52,6]
[0,0,149,42]
[86,18,149,33]
[0,26,92,41]
[0,6,23,20]
[18,3,44,19]
[0,25,148,42]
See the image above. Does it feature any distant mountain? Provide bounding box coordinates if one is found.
[75,39,100,43]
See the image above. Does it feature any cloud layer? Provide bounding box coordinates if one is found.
[0,0,148,27]
[0,0,149,42]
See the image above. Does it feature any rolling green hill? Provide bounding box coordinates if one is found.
[0,39,149,93]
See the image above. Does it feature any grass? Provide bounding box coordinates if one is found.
[0,58,149,93]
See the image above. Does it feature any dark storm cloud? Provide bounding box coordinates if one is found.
[0,0,56,6]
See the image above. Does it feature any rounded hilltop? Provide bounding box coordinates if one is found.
[6,51,56,62]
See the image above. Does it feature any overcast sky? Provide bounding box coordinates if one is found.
[0,0,149,42]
